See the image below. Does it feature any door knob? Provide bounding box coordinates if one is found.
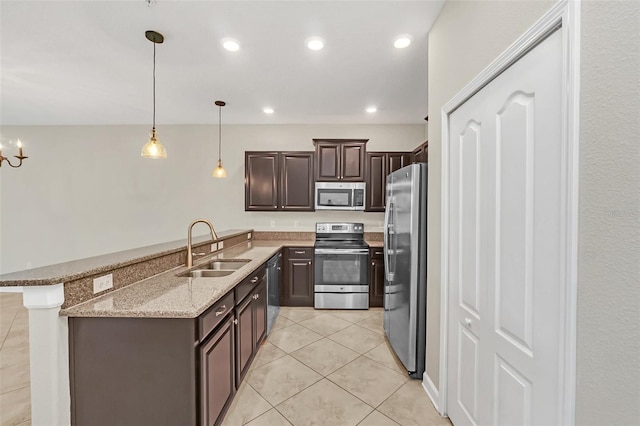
[464,318,472,326]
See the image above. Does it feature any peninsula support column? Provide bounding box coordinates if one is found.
[22,283,70,426]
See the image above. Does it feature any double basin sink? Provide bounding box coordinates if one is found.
[178,259,251,278]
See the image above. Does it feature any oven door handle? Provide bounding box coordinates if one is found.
[314,248,369,255]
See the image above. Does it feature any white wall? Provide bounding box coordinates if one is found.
[576,1,640,423]
[426,0,640,423]
[0,124,425,274]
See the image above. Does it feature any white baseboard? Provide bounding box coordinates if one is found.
[422,374,443,416]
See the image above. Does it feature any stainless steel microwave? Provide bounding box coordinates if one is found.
[315,182,366,211]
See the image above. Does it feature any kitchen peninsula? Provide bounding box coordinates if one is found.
[0,229,318,425]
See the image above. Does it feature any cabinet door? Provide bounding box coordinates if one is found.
[340,142,366,181]
[253,281,267,348]
[280,152,315,211]
[315,143,341,181]
[245,152,279,210]
[282,248,314,307]
[365,152,387,212]
[201,316,235,426]
[235,296,254,386]
[369,249,385,308]
[411,141,428,163]
[388,152,411,173]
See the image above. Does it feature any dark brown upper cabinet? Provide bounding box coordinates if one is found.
[365,151,411,212]
[245,152,314,211]
[411,140,429,163]
[313,139,367,181]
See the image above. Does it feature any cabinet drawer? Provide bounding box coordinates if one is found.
[235,266,266,305]
[286,247,313,259]
[370,248,384,258]
[199,291,234,342]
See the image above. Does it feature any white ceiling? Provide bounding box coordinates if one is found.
[0,1,444,125]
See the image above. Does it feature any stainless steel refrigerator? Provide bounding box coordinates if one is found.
[383,163,427,379]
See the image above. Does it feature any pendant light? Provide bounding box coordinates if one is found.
[141,30,167,159]
[212,100,227,178]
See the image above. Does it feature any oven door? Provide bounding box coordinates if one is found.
[314,248,369,291]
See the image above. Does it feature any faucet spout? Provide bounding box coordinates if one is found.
[186,219,218,268]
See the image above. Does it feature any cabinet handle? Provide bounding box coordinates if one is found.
[308,261,312,265]
[294,250,306,254]
[255,294,259,300]
[375,251,383,255]
[251,277,259,283]
[371,261,374,266]
[233,319,238,325]
[215,305,227,316]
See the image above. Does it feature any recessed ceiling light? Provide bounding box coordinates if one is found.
[222,38,240,52]
[306,37,324,51]
[366,106,377,113]
[394,35,412,49]
[263,107,274,114]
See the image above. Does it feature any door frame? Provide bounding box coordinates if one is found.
[437,0,581,423]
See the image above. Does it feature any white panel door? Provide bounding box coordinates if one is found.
[447,29,563,426]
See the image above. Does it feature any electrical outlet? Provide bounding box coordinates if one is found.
[294,220,299,227]
[247,232,252,240]
[93,274,113,294]
[218,240,224,249]
[270,220,276,228]
[26,261,32,269]
[211,243,217,252]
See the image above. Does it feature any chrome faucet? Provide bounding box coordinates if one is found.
[186,219,218,268]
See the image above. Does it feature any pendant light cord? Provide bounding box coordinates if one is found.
[152,42,156,131]
[218,105,222,161]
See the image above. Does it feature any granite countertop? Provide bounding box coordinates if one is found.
[61,240,314,319]
[0,229,250,286]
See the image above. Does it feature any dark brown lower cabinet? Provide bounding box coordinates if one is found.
[235,294,254,385]
[370,247,385,307]
[201,316,235,426]
[69,264,269,426]
[69,317,199,426]
[254,281,267,346]
[281,247,314,306]
[235,279,267,387]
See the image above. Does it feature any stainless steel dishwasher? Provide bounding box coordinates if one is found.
[266,252,281,335]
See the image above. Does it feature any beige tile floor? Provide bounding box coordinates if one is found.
[223,307,451,426]
[0,296,450,426]
[0,292,31,426]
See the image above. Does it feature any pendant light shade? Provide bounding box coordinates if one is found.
[213,160,227,178]
[213,100,227,178]
[142,30,167,159]
[141,128,167,159]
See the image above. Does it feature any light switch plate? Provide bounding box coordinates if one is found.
[218,240,224,249]
[211,243,217,252]
[247,233,252,240]
[93,274,113,294]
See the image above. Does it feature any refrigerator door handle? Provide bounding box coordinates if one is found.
[384,201,393,283]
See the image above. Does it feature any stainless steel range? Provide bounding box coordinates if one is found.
[314,222,369,309]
